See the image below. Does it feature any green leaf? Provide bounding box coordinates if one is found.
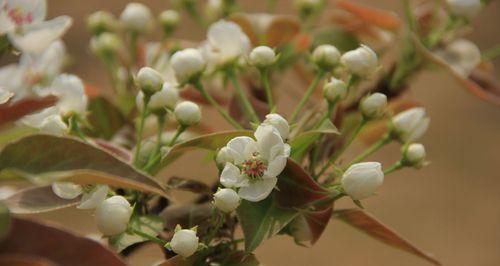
[109,215,164,253]
[333,209,441,266]
[86,97,127,139]
[290,120,339,160]
[311,26,359,52]
[0,202,10,240]
[236,194,298,253]
[4,185,80,214]
[0,125,37,147]
[0,134,168,197]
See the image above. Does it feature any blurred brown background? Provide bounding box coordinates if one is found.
[25,0,500,265]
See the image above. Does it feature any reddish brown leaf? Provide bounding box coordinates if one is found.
[228,14,259,46]
[265,16,300,47]
[0,255,57,266]
[333,209,441,266]
[336,0,401,31]
[167,176,211,195]
[0,217,126,266]
[93,139,132,162]
[4,185,80,214]
[303,205,334,244]
[0,96,56,126]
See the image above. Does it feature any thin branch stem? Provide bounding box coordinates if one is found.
[344,132,393,170]
[290,70,324,123]
[130,228,167,246]
[260,68,274,112]
[227,69,260,124]
[133,94,150,167]
[384,161,403,175]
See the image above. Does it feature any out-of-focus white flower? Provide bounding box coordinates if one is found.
[38,114,68,136]
[0,0,72,54]
[404,143,426,167]
[435,39,481,78]
[341,45,378,76]
[137,67,164,94]
[213,188,240,212]
[312,44,341,69]
[392,107,430,142]
[171,48,206,84]
[360,93,387,119]
[119,2,152,33]
[170,226,199,257]
[219,124,290,202]
[159,10,179,29]
[95,196,132,236]
[139,83,179,111]
[90,32,123,56]
[323,77,347,103]
[261,113,289,140]
[446,0,482,19]
[87,10,117,34]
[49,74,87,116]
[216,146,234,166]
[249,46,276,68]
[0,87,14,104]
[201,20,250,67]
[341,162,384,200]
[51,183,109,209]
[174,101,201,126]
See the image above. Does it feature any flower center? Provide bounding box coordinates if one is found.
[242,157,267,181]
[6,6,33,25]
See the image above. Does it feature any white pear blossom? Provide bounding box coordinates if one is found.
[95,195,132,236]
[137,67,164,94]
[249,46,276,68]
[219,124,290,202]
[137,83,179,112]
[261,113,290,141]
[170,48,206,83]
[52,183,109,209]
[404,143,426,167]
[360,93,387,119]
[170,227,199,257]
[435,39,481,78]
[392,107,430,142]
[312,44,341,69]
[447,0,482,19]
[174,101,201,126]
[216,146,234,166]
[341,162,384,200]
[213,188,240,213]
[49,74,87,116]
[0,0,72,54]
[119,2,152,33]
[341,45,378,76]
[323,77,347,103]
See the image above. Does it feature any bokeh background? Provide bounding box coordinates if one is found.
[16,0,500,265]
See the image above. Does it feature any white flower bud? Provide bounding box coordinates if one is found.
[447,0,482,19]
[174,101,201,126]
[95,196,132,236]
[87,11,117,34]
[249,46,276,68]
[90,33,123,56]
[216,147,234,165]
[261,113,289,140]
[159,10,180,28]
[148,83,179,111]
[323,77,347,103]
[360,93,387,119]
[137,67,163,94]
[341,45,378,76]
[404,143,426,167]
[170,228,199,257]
[312,44,341,69]
[39,115,68,136]
[120,2,153,33]
[171,48,206,84]
[213,188,240,213]
[392,107,430,142]
[341,162,384,200]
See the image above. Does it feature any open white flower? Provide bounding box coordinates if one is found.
[49,74,87,116]
[434,39,481,78]
[261,113,289,141]
[52,182,109,209]
[0,0,72,54]
[219,125,290,202]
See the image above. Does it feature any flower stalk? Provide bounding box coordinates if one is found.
[290,70,324,123]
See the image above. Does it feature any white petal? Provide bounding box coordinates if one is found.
[408,117,430,142]
[0,87,14,104]
[19,106,59,128]
[50,74,87,115]
[255,125,284,161]
[51,182,82,199]
[220,163,247,188]
[265,155,287,178]
[238,177,277,202]
[6,0,47,24]
[8,15,72,54]
[226,136,256,165]
[77,185,109,209]
[0,9,15,34]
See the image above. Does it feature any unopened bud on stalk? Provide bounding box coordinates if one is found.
[323,77,347,103]
[170,226,199,257]
[120,2,153,33]
[341,162,384,200]
[360,93,387,119]
[261,113,289,140]
[171,48,206,84]
[95,196,132,236]
[403,143,426,168]
[312,44,341,70]
[174,101,201,126]
[249,46,276,68]
[137,67,164,95]
[159,10,180,34]
[87,11,117,35]
[148,83,179,111]
[446,0,482,19]
[341,45,378,76]
[213,188,240,213]
[391,107,430,142]
[90,33,123,57]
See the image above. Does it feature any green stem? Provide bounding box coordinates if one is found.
[128,32,138,66]
[148,113,166,165]
[193,80,243,129]
[260,68,274,112]
[482,44,500,60]
[384,161,403,175]
[227,70,260,124]
[344,132,393,170]
[69,116,87,142]
[314,100,336,129]
[130,228,167,246]
[168,125,186,147]
[204,208,224,244]
[290,70,324,123]
[133,94,150,167]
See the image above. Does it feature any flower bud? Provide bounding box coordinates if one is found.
[159,10,179,35]
[87,11,117,35]
[323,77,347,103]
[403,143,426,168]
[120,2,153,33]
[170,227,199,257]
[446,0,482,19]
[249,46,276,68]
[312,44,341,70]
[90,33,123,57]
[39,115,68,136]
[391,107,430,142]
[360,93,387,119]
[261,113,289,140]
[294,0,323,19]
[216,147,234,165]
[171,48,206,84]
[341,162,384,200]
[341,45,378,76]
[213,188,240,213]
[52,182,82,200]
[174,101,201,126]
[137,67,163,94]
[95,196,132,236]
[148,83,179,111]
